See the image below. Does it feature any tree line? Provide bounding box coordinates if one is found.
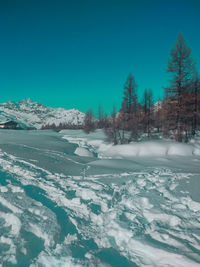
[83,33,200,143]
[41,122,83,130]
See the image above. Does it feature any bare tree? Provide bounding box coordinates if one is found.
[121,73,138,115]
[83,109,95,134]
[154,99,163,133]
[141,89,154,138]
[104,105,120,145]
[97,104,105,128]
[166,33,195,141]
[191,72,200,136]
[119,73,139,142]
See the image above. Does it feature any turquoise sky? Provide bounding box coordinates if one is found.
[0,0,200,114]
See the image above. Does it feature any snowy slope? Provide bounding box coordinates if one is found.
[0,99,85,129]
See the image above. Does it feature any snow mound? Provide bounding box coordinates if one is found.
[74,147,94,157]
[62,129,109,156]
[167,143,194,156]
[62,130,200,159]
[101,141,199,158]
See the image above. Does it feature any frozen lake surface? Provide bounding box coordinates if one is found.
[0,130,200,267]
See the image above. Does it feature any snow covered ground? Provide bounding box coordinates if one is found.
[0,129,200,266]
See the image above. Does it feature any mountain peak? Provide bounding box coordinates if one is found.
[17,98,39,106]
[0,99,85,129]
[18,98,33,103]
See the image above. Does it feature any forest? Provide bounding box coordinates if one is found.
[83,33,200,144]
[44,33,200,144]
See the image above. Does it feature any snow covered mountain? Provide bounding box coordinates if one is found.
[0,99,85,129]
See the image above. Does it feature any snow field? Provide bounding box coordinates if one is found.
[0,130,200,266]
[1,148,200,266]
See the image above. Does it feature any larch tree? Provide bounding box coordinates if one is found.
[142,88,153,137]
[154,99,163,133]
[166,33,195,141]
[191,72,200,136]
[83,109,95,134]
[104,105,120,145]
[98,104,104,128]
[120,73,138,142]
[121,73,137,115]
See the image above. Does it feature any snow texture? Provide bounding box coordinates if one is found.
[0,129,200,267]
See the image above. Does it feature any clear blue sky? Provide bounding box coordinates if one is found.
[0,0,200,114]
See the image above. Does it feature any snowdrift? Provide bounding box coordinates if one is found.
[100,141,200,158]
[74,147,94,157]
[61,130,200,158]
